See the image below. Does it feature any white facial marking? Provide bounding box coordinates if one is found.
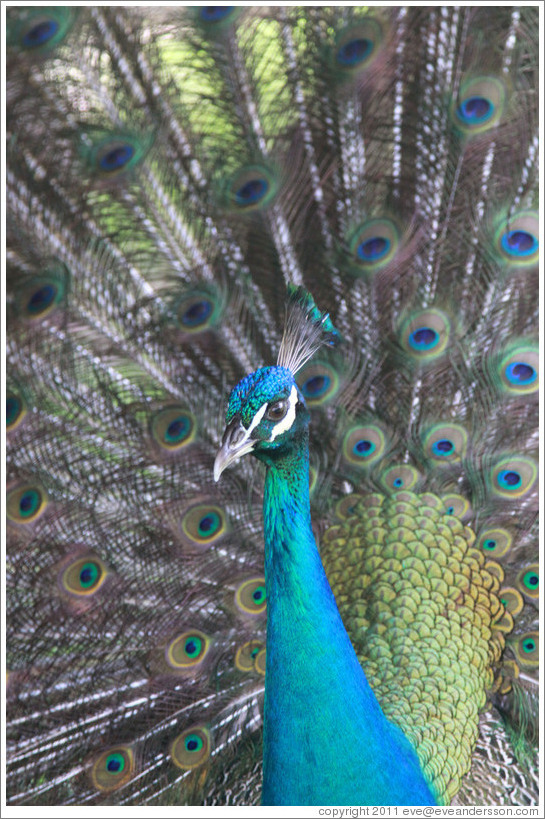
[270,385,298,440]
[226,402,267,461]
[246,402,267,436]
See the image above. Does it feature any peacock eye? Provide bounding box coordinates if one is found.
[266,400,288,422]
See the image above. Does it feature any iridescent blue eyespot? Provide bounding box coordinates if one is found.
[337,38,373,67]
[477,528,512,557]
[7,485,48,524]
[167,630,210,668]
[91,747,134,791]
[348,218,399,273]
[180,299,213,328]
[226,165,277,211]
[381,464,420,492]
[185,734,202,751]
[431,439,455,457]
[235,578,267,615]
[184,637,202,658]
[181,504,227,547]
[106,753,124,774]
[353,439,375,456]
[61,556,107,597]
[79,562,100,589]
[170,727,210,769]
[505,362,537,386]
[494,212,538,268]
[198,512,221,537]
[497,470,522,490]
[166,417,191,443]
[408,328,439,351]
[452,77,505,134]
[235,178,269,207]
[343,426,386,468]
[19,489,42,518]
[200,6,234,22]
[27,284,57,316]
[501,230,538,258]
[99,144,135,172]
[400,309,450,360]
[302,375,331,398]
[6,395,22,427]
[357,236,390,261]
[152,407,195,451]
[457,96,493,125]
[333,20,382,75]
[22,19,59,47]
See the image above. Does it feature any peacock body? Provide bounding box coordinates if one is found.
[5,3,539,807]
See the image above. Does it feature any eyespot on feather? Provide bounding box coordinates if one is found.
[334,493,363,520]
[494,212,538,268]
[380,465,420,492]
[516,564,539,599]
[170,727,211,770]
[176,293,221,333]
[476,528,513,558]
[6,392,27,432]
[347,219,399,273]
[19,276,65,321]
[61,556,108,597]
[497,344,538,395]
[332,19,384,74]
[235,640,264,672]
[441,494,472,520]
[151,407,196,450]
[181,504,228,548]
[7,485,48,524]
[254,647,267,675]
[7,7,76,51]
[512,632,538,668]
[222,164,278,211]
[452,76,505,134]
[498,587,524,616]
[343,425,387,467]
[80,132,152,179]
[422,424,467,464]
[90,747,134,792]
[488,456,537,499]
[198,6,237,25]
[297,362,340,407]
[234,578,267,616]
[166,630,210,669]
[399,309,451,361]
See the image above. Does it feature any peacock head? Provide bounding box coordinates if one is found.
[214,286,340,481]
[214,365,309,479]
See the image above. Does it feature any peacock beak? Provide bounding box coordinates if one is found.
[214,419,257,482]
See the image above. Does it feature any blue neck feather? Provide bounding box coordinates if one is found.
[260,429,436,806]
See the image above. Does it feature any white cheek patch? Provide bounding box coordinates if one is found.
[270,385,298,440]
[246,402,267,437]
[231,402,267,456]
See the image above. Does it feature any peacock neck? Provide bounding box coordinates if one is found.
[260,430,436,807]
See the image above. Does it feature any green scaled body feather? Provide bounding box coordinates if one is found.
[6,4,538,807]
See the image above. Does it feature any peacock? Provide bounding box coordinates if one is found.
[5,3,539,808]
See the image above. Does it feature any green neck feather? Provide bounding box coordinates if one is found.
[259,425,436,806]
